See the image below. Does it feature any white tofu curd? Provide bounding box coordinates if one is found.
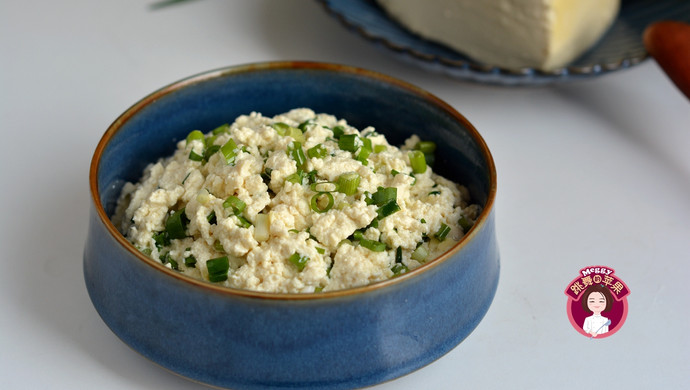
[377,0,621,71]
[114,108,481,293]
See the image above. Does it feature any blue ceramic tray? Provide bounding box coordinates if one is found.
[319,0,690,85]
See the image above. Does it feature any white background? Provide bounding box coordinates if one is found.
[1,1,688,389]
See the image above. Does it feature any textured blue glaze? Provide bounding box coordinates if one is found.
[85,62,499,390]
[319,0,690,85]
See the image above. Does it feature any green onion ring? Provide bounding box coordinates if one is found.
[310,181,337,192]
[310,192,334,213]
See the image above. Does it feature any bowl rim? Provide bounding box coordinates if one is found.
[89,60,497,301]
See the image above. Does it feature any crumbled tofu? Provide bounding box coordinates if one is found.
[114,108,481,293]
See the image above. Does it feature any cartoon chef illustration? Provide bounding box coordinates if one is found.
[581,284,614,337]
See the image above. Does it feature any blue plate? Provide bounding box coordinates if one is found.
[319,0,690,85]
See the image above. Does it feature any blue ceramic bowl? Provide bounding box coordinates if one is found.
[84,61,499,390]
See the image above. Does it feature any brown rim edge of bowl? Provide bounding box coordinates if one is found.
[89,61,498,301]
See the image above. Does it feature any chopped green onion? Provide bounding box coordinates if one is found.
[352,230,364,241]
[355,144,372,164]
[371,187,397,206]
[424,153,435,167]
[254,214,270,242]
[337,172,360,196]
[435,223,451,241]
[335,200,350,210]
[360,239,386,252]
[428,191,441,196]
[415,141,437,154]
[236,215,252,228]
[421,218,426,224]
[165,208,188,240]
[374,145,387,153]
[186,130,205,145]
[306,169,318,184]
[211,123,229,135]
[409,150,427,174]
[181,171,192,185]
[315,247,326,255]
[331,125,345,139]
[188,150,203,161]
[298,119,315,132]
[338,134,361,152]
[391,169,400,176]
[207,210,217,225]
[222,195,246,214]
[377,200,400,219]
[326,260,333,277]
[196,188,211,205]
[307,144,328,159]
[358,139,372,162]
[288,252,309,272]
[160,252,179,270]
[306,227,318,241]
[220,138,238,164]
[205,135,218,148]
[288,229,300,234]
[184,255,197,268]
[286,170,305,185]
[271,122,304,142]
[289,142,307,168]
[261,168,272,185]
[392,263,408,275]
[411,245,428,261]
[271,122,290,136]
[286,127,304,144]
[458,216,473,232]
[361,137,372,151]
[169,258,179,270]
[207,256,229,282]
[310,192,334,213]
[363,191,374,205]
[204,144,220,162]
[395,246,403,263]
[153,231,170,249]
[213,240,225,253]
[310,181,337,192]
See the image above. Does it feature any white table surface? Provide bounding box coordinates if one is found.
[2,1,689,389]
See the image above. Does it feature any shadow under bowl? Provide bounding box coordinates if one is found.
[84,61,499,390]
